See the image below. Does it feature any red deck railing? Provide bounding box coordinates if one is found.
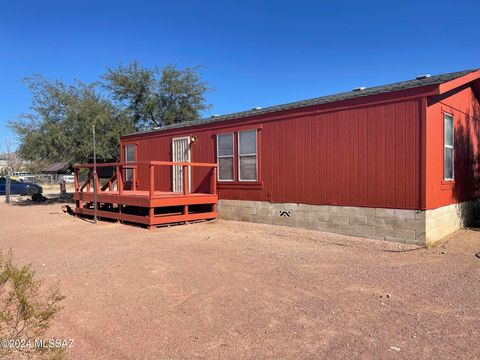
[72,161,218,228]
[73,160,217,198]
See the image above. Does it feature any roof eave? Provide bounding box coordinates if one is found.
[438,70,480,95]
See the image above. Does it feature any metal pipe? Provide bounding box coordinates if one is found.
[5,176,10,204]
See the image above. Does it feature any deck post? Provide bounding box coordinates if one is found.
[86,171,91,192]
[74,168,80,211]
[149,164,155,198]
[117,165,123,195]
[74,168,79,192]
[95,171,100,193]
[183,164,189,222]
[183,165,188,195]
[148,164,155,229]
[132,167,137,191]
[212,167,217,194]
[148,207,154,230]
[212,166,217,213]
[117,202,122,223]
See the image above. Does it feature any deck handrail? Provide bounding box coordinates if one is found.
[73,160,217,169]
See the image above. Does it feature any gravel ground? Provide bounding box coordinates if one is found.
[0,199,479,359]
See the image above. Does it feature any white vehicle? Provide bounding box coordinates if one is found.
[60,174,75,184]
[12,172,32,181]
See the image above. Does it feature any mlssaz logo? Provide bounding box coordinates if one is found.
[279,210,291,218]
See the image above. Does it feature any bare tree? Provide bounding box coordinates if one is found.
[0,140,23,176]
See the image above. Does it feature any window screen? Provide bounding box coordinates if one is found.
[125,144,135,162]
[444,114,454,180]
[217,133,234,181]
[238,130,257,181]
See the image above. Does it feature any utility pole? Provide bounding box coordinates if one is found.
[93,124,97,224]
[5,176,10,204]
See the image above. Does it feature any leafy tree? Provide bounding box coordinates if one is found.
[9,61,211,164]
[9,75,135,164]
[103,61,211,130]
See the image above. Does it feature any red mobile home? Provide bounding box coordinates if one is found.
[75,69,480,245]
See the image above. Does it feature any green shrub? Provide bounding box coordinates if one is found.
[0,251,65,359]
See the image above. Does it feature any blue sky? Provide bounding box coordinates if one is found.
[1,0,479,149]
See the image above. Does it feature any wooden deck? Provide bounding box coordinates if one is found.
[73,161,218,229]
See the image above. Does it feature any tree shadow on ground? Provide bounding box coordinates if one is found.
[10,193,74,207]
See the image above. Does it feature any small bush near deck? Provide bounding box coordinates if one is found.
[0,251,65,359]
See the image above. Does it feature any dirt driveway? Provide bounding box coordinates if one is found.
[0,200,479,359]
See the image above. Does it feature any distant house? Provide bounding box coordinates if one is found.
[42,162,72,179]
[117,69,480,245]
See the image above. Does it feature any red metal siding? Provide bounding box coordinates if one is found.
[425,85,480,209]
[122,97,423,210]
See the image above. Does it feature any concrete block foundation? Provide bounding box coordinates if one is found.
[424,201,475,246]
[218,200,476,245]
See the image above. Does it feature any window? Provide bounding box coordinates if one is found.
[217,133,234,181]
[216,129,259,183]
[444,113,454,180]
[238,130,257,181]
[125,144,135,162]
[125,144,135,181]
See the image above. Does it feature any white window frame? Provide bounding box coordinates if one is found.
[124,144,135,181]
[444,113,454,181]
[216,133,234,181]
[238,129,258,182]
[125,144,135,162]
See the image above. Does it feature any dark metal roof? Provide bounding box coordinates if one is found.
[42,162,71,173]
[125,69,478,137]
